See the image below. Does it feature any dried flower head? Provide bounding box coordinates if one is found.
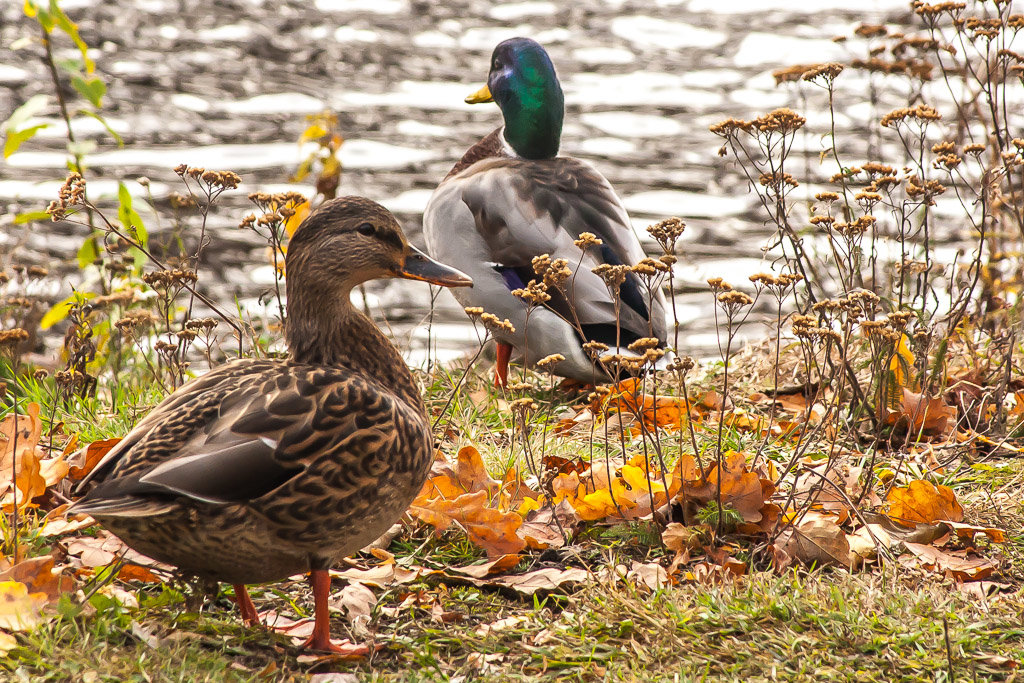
[511,281,552,305]
[717,291,753,307]
[573,232,603,249]
[707,277,732,292]
[753,108,806,134]
[582,340,609,359]
[536,353,565,370]
[592,263,630,289]
[802,62,844,84]
[47,172,86,221]
[627,337,662,353]
[646,217,686,254]
[0,328,29,350]
[480,313,516,334]
[880,104,941,128]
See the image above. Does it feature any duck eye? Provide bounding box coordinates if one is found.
[356,222,376,236]
[492,59,501,70]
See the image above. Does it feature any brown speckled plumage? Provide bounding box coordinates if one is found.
[71,197,471,648]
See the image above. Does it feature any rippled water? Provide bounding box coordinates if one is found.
[1,0,1016,368]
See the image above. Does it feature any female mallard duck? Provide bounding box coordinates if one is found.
[423,37,668,386]
[71,197,471,652]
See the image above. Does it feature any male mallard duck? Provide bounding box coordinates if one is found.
[423,37,668,386]
[71,197,471,652]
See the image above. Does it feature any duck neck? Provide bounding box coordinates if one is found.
[498,80,563,159]
[285,288,423,410]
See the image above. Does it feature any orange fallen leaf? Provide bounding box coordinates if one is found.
[884,389,956,439]
[673,451,771,523]
[410,490,526,557]
[69,438,120,481]
[885,479,964,527]
[0,556,74,603]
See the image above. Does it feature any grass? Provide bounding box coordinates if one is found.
[2,359,1022,682]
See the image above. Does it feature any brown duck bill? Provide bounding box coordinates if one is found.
[398,245,473,288]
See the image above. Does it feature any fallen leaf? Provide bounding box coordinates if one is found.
[455,445,501,496]
[0,581,49,631]
[330,583,376,624]
[69,438,120,480]
[777,515,852,568]
[0,402,42,466]
[884,389,956,438]
[885,480,964,526]
[517,499,577,549]
[903,542,994,581]
[468,567,591,596]
[0,556,74,602]
[449,554,521,579]
[0,632,17,655]
[411,490,526,557]
[330,564,436,588]
[627,561,669,590]
[475,615,529,637]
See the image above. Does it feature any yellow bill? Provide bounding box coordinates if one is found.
[465,84,493,104]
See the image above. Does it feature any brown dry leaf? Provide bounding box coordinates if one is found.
[330,564,435,588]
[903,542,994,581]
[517,499,577,550]
[449,554,521,579]
[946,521,1006,544]
[330,583,376,624]
[848,524,894,561]
[885,479,964,527]
[0,556,75,603]
[885,389,956,438]
[674,451,771,523]
[0,402,42,466]
[777,515,853,568]
[483,567,590,596]
[116,564,163,583]
[38,503,96,538]
[1,447,48,512]
[662,522,702,553]
[627,561,669,590]
[592,379,693,432]
[69,438,120,481]
[0,581,49,631]
[475,615,530,637]
[540,454,587,476]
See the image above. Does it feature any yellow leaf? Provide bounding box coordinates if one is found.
[889,332,916,388]
[283,199,310,238]
[298,123,328,144]
[0,581,48,631]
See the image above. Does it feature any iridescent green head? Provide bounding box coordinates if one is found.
[466,37,564,160]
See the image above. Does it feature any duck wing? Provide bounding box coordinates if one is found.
[71,360,407,517]
[425,155,667,346]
